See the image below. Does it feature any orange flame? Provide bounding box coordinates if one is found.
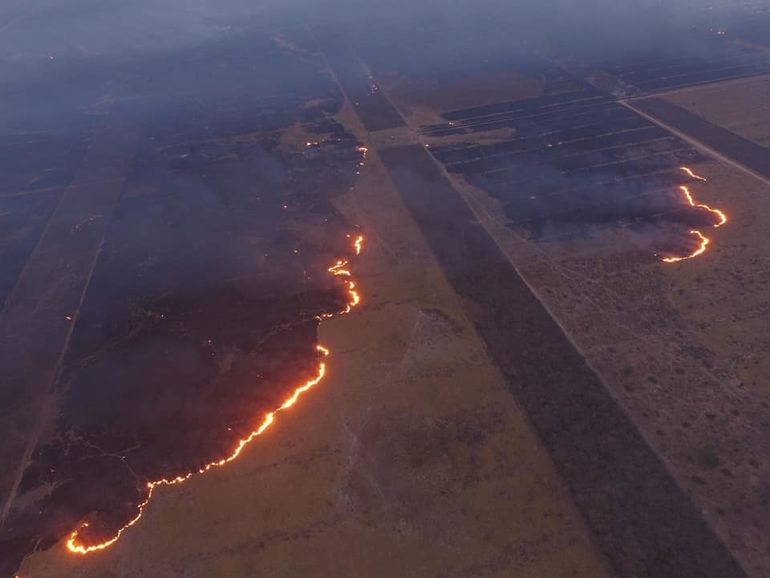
[661,230,710,263]
[66,235,365,555]
[660,170,726,264]
[679,166,708,182]
[346,233,364,256]
[678,185,727,227]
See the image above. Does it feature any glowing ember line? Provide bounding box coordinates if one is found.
[660,170,727,264]
[662,230,710,263]
[678,185,727,227]
[66,235,365,555]
[680,166,708,182]
[347,232,364,256]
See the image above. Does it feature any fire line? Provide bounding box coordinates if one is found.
[660,167,727,263]
[679,166,708,182]
[66,234,365,555]
[661,230,710,263]
[677,185,727,228]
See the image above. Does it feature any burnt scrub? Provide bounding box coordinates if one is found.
[423,73,723,259]
[0,32,364,575]
[378,143,745,578]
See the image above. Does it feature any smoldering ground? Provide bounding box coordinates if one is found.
[0,0,758,576]
[0,15,364,575]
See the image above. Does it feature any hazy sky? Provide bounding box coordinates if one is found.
[0,0,747,61]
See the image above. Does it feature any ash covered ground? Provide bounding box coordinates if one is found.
[2,1,770,577]
[0,19,363,575]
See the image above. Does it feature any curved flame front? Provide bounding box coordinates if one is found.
[661,167,727,263]
[66,234,365,555]
[677,185,727,228]
[661,230,710,263]
[679,166,708,182]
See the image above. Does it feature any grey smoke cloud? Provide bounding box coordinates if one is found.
[0,0,746,60]
[0,0,753,131]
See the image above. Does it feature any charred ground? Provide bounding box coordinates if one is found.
[0,31,363,576]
